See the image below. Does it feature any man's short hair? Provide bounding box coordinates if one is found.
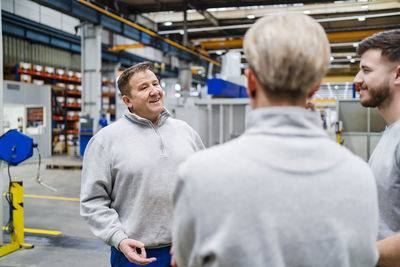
[244,13,330,97]
[357,29,400,63]
[117,62,154,96]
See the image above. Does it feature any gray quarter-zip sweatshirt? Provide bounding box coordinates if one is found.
[81,109,204,249]
[173,107,378,267]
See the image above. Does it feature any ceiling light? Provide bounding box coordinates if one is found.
[247,14,255,19]
[303,10,311,14]
[330,56,335,61]
[350,59,356,63]
[361,5,368,9]
[216,50,223,55]
[353,43,359,47]
[346,55,352,59]
[358,17,366,21]
[163,21,172,26]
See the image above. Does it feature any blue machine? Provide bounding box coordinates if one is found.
[207,78,248,98]
[79,117,94,156]
[0,130,34,165]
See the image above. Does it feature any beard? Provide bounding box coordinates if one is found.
[360,80,391,108]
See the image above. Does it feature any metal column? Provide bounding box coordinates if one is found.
[81,24,102,133]
[0,1,4,245]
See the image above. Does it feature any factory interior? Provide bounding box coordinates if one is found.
[0,0,399,266]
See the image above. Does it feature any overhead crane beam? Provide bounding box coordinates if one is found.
[200,28,390,50]
[77,0,221,66]
[108,43,145,52]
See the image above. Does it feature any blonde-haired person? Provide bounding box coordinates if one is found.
[171,14,378,267]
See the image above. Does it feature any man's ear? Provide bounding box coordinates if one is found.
[308,82,321,98]
[122,95,134,111]
[394,65,400,85]
[245,69,257,99]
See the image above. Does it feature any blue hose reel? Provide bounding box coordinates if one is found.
[0,130,34,165]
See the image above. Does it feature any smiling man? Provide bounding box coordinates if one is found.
[354,30,400,267]
[80,62,204,267]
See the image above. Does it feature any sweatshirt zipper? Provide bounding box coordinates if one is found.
[152,123,167,157]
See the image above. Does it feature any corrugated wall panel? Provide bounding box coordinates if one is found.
[3,36,80,71]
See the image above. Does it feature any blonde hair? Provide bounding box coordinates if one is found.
[244,13,330,96]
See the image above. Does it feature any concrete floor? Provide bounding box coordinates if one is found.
[0,155,110,267]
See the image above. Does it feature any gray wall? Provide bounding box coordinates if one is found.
[338,99,385,161]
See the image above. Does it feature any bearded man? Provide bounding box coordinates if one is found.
[354,29,400,267]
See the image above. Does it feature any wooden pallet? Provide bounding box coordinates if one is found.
[46,164,82,170]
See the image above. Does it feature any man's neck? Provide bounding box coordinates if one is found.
[379,92,400,126]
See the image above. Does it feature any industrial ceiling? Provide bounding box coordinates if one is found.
[91,0,400,76]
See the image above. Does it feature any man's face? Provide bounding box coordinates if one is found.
[354,49,394,108]
[123,70,164,123]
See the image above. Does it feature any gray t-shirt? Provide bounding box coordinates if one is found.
[369,119,400,240]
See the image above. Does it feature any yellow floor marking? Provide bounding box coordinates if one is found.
[23,194,80,202]
[3,227,61,235]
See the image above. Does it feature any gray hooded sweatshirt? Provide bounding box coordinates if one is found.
[173,107,378,267]
[80,109,204,249]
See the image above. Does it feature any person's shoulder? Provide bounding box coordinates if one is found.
[92,117,126,140]
[166,117,191,128]
[180,138,241,171]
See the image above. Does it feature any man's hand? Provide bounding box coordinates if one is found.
[118,238,157,265]
[170,246,177,267]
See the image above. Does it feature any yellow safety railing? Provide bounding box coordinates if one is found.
[0,181,33,257]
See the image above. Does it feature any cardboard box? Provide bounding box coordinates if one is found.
[33,79,45,85]
[45,66,55,74]
[56,68,65,76]
[19,62,32,70]
[53,141,65,154]
[20,74,32,83]
[33,64,43,72]
[57,82,66,88]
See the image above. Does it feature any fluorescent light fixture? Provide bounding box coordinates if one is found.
[247,14,255,19]
[358,17,366,21]
[330,56,335,61]
[216,50,223,55]
[361,5,368,9]
[353,43,359,47]
[346,55,352,59]
[158,12,400,35]
[303,10,311,14]
[350,59,356,63]
[163,21,172,26]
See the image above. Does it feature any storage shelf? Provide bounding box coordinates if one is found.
[66,129,79,134]
[18,68,81,83]
[66,89,81,96]
[102,92,115,97]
